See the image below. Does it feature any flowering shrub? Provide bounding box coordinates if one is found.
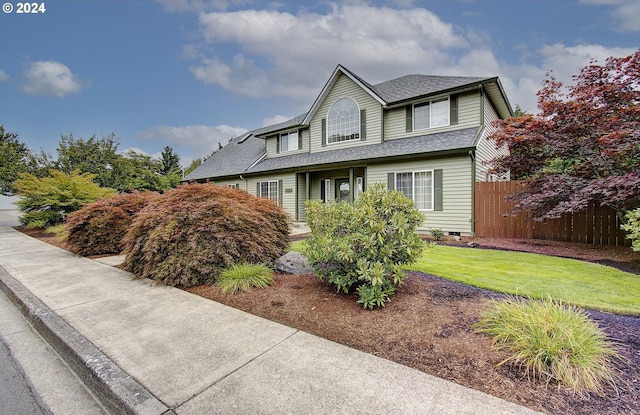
[303,183,425,309]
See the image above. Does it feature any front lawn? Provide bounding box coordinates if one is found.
[290,240,640,315]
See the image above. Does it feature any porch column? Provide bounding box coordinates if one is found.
[349,168,354,204]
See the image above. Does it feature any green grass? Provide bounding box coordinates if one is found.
[290,240,640,315]
[476,296,619,395]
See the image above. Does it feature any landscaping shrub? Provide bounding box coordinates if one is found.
[121,183,290,287]
[303,183,425,309]
[215,263,274,294]
[475,296,619,395]
[621,208,640,251]
[14,169,116,228]
[66,191,160,256]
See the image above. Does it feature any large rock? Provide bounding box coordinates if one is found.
[276,251,314,275]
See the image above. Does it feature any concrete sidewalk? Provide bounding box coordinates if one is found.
[0,226,543,415]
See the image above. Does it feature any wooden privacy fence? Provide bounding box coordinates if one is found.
[474,181,630,246]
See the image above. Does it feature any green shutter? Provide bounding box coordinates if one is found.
[320,179,325,201]
[405,105,413,133]
[387,173,395,190]
[276,135,280,154]
[298,129,303,150]
[360,109,366,141]
[434,169,443,211]
[278,180,283,207]
[450,94,458,125]
[321,118,327,147]
[256,182,261,197]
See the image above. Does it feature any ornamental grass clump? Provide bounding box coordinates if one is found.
[303,183,425,309]
[121,183,290,287]
[475,296,620,395]
[215,263,274,294]
[66,190,160,256]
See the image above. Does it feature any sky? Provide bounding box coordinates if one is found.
[0,0,638,170]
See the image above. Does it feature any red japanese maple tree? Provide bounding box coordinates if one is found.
[490,50,640,222]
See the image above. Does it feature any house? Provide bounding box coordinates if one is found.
[183,65,513,235]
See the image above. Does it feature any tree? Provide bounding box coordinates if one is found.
[183,158,202,176]
[54,133,120,189]
[0,126,34,195]
[14,170,116,228]
[159,146,181,175]
[490,50,640,222]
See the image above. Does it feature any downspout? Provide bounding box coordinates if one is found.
[469,150,476,236]
[239,175,247,191]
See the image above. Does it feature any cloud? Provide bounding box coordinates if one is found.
[21,61,83,97]
[580,0,640,31]
[0,70,9,82]
[189,4,468,103]
[137,124,248,157]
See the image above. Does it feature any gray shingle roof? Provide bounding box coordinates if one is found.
[245,127,481,174]
[372,74,491,104]
[182,133,265,181]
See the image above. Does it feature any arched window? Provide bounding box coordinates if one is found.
[327,97,360,144]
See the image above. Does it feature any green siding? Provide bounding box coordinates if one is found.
[309,73,382,153]
[246,173,297,219]
[265,128,310,159]
[475,93,507,181]
[384,91,482,141]
[367,157,473,234]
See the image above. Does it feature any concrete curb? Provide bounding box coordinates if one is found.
[0,266,174,415]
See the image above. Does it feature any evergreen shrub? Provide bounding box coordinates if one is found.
[66,191,160,256]
[621,208,640,251]
[121,183,290,287]
[303,183,426,309]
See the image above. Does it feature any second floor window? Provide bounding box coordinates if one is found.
[414,97,449,130]
[327,97,360,144]
[279,131,299,152]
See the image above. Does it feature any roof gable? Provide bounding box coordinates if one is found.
[371,74,491,105]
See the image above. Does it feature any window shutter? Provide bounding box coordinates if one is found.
[360,109,366,141]
[405,105,413,133]
[387,173,395,190]
[449,94,458,125]
[298,129,303,150]
[256,182,261,197]
[278,180,283,207]
[434,169,443,211]
[276,135,280,154]
[320,180,325,201]
[321,118,327,147]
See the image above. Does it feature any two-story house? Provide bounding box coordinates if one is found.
[183,64,513,235]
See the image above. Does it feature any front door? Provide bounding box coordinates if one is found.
[335,178,350,202]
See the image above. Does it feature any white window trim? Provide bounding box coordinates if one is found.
[259,180,278,201]
[279,130,299,153]
[326,97,361,145]
[324,179,332,202]
[395,170,434,211]
[413,97,450,131]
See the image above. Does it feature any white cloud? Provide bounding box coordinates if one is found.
[261,115,292,127]
[190,4,467,103]
[21,61,83,97]
[0,70,9,82]
[580,0,640,31]
[137,124,248,156]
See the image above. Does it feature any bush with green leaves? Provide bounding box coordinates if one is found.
[65,191,160,256]
[121,183,290,287]
[303,183,426,309]
[215,263,274,294]
[475,296,619,395]
[14,169,116,228]
[621,208,640,251]
[430,228,444,241]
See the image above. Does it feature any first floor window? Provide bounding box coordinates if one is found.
[279,131,299,152]
[259,180,278,202]
[395,171,433,210]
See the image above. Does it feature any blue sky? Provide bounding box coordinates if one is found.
[1,0,638,169]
